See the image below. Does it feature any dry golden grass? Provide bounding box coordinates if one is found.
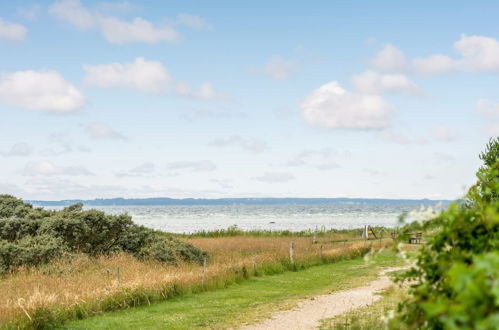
[0,234,390,326]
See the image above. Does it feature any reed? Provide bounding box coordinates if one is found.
[0,232,392,329]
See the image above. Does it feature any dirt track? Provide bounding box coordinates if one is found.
[239,267,406,330]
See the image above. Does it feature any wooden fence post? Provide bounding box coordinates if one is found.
[201,256,207,286]
[312,231,317,244]
[320,244,323,258]
[117,267,121,286]
[290,241,294,264]
[252,251,257,271]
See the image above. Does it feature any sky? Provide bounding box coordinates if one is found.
[0,0,498,200]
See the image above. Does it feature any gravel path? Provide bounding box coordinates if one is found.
[238,266,406,330]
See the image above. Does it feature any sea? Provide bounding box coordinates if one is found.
[47,201,447,234]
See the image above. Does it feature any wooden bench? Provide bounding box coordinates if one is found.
[409,232,422,244]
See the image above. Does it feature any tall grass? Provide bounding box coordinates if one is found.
[0,232,392,329]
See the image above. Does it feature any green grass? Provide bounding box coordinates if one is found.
[63,250,403,330]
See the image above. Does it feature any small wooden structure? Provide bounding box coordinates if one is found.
[409,232,423,244]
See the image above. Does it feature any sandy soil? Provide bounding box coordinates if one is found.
[238,266,406,330]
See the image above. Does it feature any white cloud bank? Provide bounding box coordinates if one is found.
[83,57,171,93]
[352,70,419,94]
[0,18,27,40]
[369,35,499,76]
[0,70,84,112]
[50,0,207,44]
[253,172,295,183]
[84,57,224,99]
[300,81,393,130]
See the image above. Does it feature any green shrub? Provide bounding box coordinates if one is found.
[393,137,499,329]
[0,235,67,273]
[0,196,206,273]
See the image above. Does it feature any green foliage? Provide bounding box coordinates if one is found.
[393,138,499,329]
[0,196,206,273]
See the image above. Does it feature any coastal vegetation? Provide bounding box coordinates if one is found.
[391,137,499,329]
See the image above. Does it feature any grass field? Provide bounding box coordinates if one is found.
[64,250,404,329]
[0,230,391,328]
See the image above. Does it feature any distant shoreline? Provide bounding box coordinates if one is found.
[28,197,454,207]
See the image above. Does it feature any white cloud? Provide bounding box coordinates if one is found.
[412,54,455,76]
[352,70,419,94]
[22,161,93,176]
[83,57,171,93]
[98,16,178,44]
[166,160,216,172]
[0,70,84,112]
[378,130,427,145]
[208,135,268,153]
[253,172,295,183]
[411,35,499,75]
[49,0,95,30]
[370,44,406,73]
[261,56,297,81]
[50,0,189,44]
[431,126,459,142]
[0,143,32,157]
[300,81,393,130]
[85,123,128,140]
[175,13,211,30]
[0,18,27,40]
[476,99,499,119]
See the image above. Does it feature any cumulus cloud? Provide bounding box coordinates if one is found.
[370,44,406,73]
[0,70,84,112]
[166,160,216,172]
[0,18,27,40]
[22,161,93,176]
[84,57,225,99]
[0,142,32,157]
[208,135,268,153]
[98,16,178,44]
[300,81,393,130]
[49,0,95,29]
[412,54,456,76]
[431,126,459,142]
[50,0,209,44]
[412,35,499,75]
[83,57,171,93]
[352,70,419,94]
[85,123,128,140]
[476,99,499,119]
[253,172,295,183]
[41,134,90,156]
[260,56,298,81]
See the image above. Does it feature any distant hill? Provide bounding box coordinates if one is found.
[28,197,452,206]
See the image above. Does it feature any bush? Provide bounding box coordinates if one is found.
[0,196,206,273]
[393,138,499,329]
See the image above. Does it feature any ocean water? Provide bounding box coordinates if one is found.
[63,202,444,233]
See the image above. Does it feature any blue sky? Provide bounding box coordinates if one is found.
[0,0,498,200]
